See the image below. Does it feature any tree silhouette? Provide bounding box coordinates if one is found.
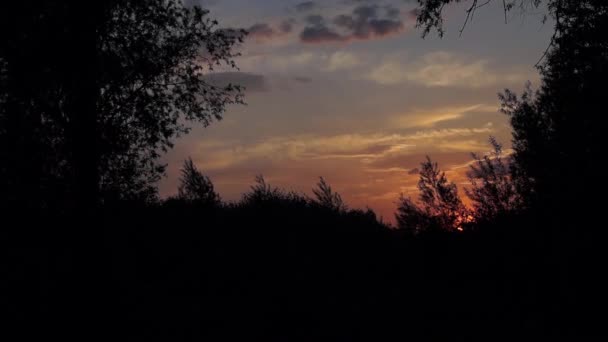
[414,0,608,223]
[0,0,245,211]
[498,1,608,218]
[396,195,432,235]
[241,175,308,208]
[465,137,521,221]
[413,0,607,335]
[419,157,469,230]
[397,157,469,232]
[312,177,346,212]
[177,158,220,206]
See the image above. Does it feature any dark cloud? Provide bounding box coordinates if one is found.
[301,25,347,43]
[203,72,268,92]
[385,5,401,19]
[334,14,355,28]
[247,19,294,42]
[305,15,325,25]
[295,1,316,12]
[300,4,406,44]
[353,4,378,19]
[248,23,275,40]
[407,168,419,175]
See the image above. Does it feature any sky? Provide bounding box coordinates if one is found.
[159,0,553,222]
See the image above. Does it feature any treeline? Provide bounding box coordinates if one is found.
[1,148,592,339]
[4,161,556,339]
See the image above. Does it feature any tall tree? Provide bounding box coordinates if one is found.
[177,158,221,206]
[465,137,521,221]
[0,0,245,211]
[413,3,608,330]
[415,0,608,218]
[396,157,469,232]
[497,1,608,218]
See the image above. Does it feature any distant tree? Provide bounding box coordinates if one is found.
[465,137,521,221]
[177,158,220,206]
[0,0,246,211]
[418,157,470,230]
[312,177,346,212]
[396,157,469,232]
[242,175,307,207]
[244,175,281,204]
[395,195,433,234]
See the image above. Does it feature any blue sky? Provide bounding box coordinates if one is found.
[160,0,553,221]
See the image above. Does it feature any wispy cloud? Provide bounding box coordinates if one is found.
[237,51,363,74]
[324,51,362,71]
[391,104,498,128]
[367,51,531,87]
[191,125,493,171]
[237,52,319,73]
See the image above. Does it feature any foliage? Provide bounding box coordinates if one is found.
[397,157,469,233]
[0,0,246,210]
[241,175,309,208]
[395,196,433,235]
[415,0,545,38]
[312,177,346,212]
[419,157,470,230]
[498,0,608,215]
[177,158,221,206]
[465,137,521,221]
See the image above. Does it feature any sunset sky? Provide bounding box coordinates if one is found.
[159,0,552,222]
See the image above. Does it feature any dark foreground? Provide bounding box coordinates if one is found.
[3,203,602,340]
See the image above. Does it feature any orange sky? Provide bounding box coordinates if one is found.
[158,0,552,223]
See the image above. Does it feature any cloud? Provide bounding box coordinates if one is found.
[203,72,268,92]
[164,125,493,223]
[247,23,275,40]
[300,4,408,44]
[391,104,498,128]
[301,25,347,43]
[237,52,318,73]
[279,19,295,33]
[385,5,401,19]
[324,51,362,71]
[295,1,317,12]
[367,51,530,87]
[246,19,294,42]
[305,15,325,25]
[192,126,493,171]
[236,51,360,74]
